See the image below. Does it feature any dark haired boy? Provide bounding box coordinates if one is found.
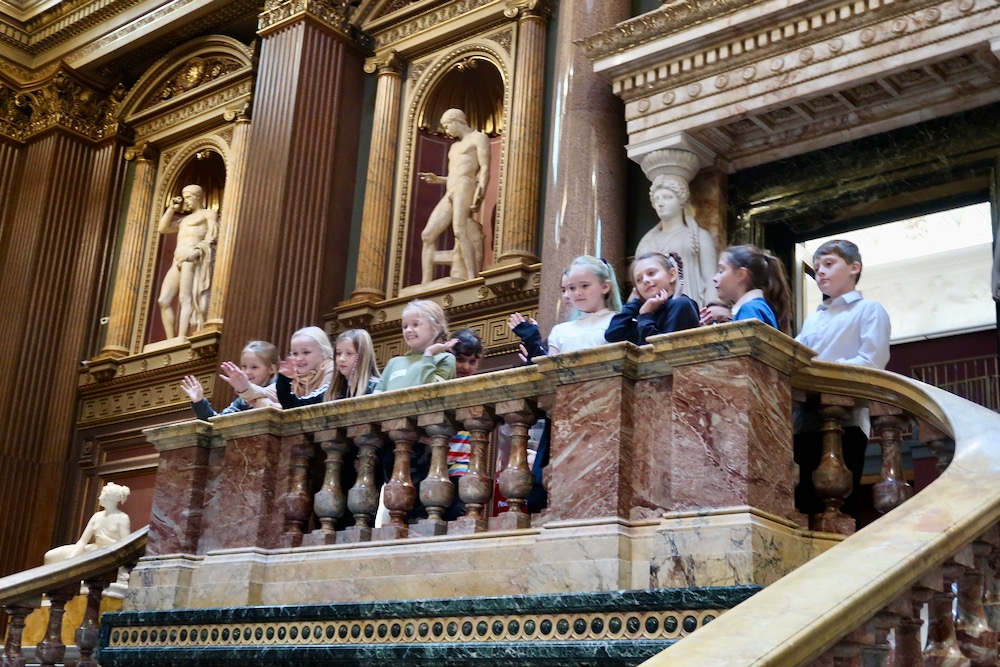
[444,328,484,520]
[794,239,891,526]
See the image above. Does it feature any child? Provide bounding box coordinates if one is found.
[445,328,485,520]
[705,244,792,335]
[794,239,891,523]
[180,340,280,420]
[507,255,623,512]
[510,255,622,356]
[275,329,381,407]
[605,252,699,345]
[375,299,457,392]
[275,326,335,409]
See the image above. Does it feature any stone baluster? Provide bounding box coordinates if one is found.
[377,417,419,539]
[76,576,114,667]
[450,406,498,535]
[343,423,383,543]
[828,618,875,666]
[865,594,909,667]
[2,602,36,667]
[957,539,999,666]
[494,399,539,530]
[921,420,955,473]
[280,434,316,547]
[981,527,1000,634]
[414,411,457,536]
[896,584,934,667]
[924,562,970,666]
[36,586,76,666]
[810,404,855,535]
[871,413,913,514]
[304,428,350,546]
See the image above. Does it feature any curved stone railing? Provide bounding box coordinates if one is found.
[1,526,148,667]
[640,363,1000,666]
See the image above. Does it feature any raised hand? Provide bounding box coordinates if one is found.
[425,338,459,356]
[180,375,204,402]
[219,361,251,393]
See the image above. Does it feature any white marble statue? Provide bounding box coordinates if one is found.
[634,174,718,308]
[418,108,491,283]
[44,482,131,563]
[157,184,218,339]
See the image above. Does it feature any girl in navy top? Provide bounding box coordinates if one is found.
[710,244,792,335]
[605,252,699,345]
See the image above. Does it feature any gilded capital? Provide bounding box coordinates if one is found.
[124,141,160,162]
[363,51,405,76]
[0,72,128,143]
[258,0,353,37]
[503,0,551,20]
[223,100,252,123]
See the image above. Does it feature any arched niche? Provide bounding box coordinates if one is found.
[404,56,505,288]
[143,148,227,344]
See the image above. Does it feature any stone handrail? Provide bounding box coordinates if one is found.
[1,526,148,667]
[0,526,148,606]
[639,364,1000,665]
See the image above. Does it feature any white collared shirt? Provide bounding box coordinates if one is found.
[795,290,891,369]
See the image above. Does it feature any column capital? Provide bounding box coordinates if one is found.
[0,73,128,143]
[124,141,159,162]
[223,100,252,123]
[258,0,352,38]
[503,0,552,20]
[635,132,716,181]
[363,50,405,76]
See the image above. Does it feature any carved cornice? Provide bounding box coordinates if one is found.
[580,0,753,61]
[0,70,127,142]
[368,0,493,49]
[130,79,252,139]
[258,0,353,36]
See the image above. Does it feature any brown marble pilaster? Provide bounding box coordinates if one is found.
[497,0,550,267]
[203,108,251,334]
[537,0,629,333]
[144,420,219,556]
[199,409,287,552]
[350,51,404,303]
[99,142,158,357]
[217,6,364,369]
[537,344,636,522]
[0,130,127,576]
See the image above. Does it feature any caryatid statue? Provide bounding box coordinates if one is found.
[157,184,218,339]
[635,150,718,308]
[418,108,491,283]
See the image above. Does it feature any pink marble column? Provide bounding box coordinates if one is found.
[198,411,287,552]
[538,0,629,334]
[144,421,218,556]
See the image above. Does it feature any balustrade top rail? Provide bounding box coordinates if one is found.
[640,364,1000,666]
[0,526,148,606]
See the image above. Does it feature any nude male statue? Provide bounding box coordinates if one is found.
[418,108,491,283]
[157,184,218,339]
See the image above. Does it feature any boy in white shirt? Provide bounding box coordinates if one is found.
[794,239,891,526]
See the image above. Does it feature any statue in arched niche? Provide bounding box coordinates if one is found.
[635,150,718,308]
[418,108,491,283]
[157,184,218,339]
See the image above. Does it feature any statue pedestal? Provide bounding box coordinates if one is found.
[142,336,187,354]
[398,277,462,298]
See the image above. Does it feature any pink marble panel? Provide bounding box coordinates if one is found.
[147,445,211,556]
[197,434,283,553]
[629,375,674,518]
[670,357,795,517]
[547,377,634,521]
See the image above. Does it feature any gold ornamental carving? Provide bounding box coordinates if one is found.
[0,72,128,142]
[258,0,353,36]
[140,56,245,111]
[364,50,405,75]
[502,0,552,19]
[370,0,493,49]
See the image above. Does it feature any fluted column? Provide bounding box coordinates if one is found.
[497,0,549,267]
[350,51,404,303]
[0,129,128,576]
[217,2,364,370]
[203,107,252,332]
[537,0,629,333]
[99,142,158,358]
